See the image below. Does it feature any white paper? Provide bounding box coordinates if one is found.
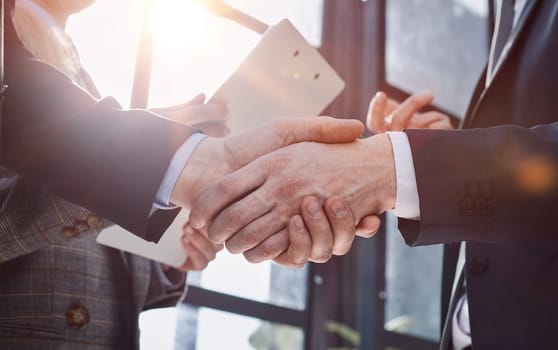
[97,210,190,268]
[209,18,345,133]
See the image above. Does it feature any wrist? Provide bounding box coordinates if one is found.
[170,138,228,208]
[363,134,397,212]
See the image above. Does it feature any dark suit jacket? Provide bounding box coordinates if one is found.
[0,1,192,348]
[399,1,558,349]
[1,0,191,240]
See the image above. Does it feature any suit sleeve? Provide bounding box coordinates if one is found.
[0,12,195,240]
[144,262,187,310]
[398,123,558,246]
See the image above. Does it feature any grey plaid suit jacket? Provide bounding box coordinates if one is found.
[0,6,187,348]
[0,180,185,349]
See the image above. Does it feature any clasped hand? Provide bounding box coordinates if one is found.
[178,90,450,268]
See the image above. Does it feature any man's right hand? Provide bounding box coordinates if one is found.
[368,91,453,133]
[170,117,365,209]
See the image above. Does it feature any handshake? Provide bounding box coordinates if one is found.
[171,91,452,271]
[171,116,395,269]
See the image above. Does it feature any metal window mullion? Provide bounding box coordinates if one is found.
[130,0,155,109]
[183,286,308,328]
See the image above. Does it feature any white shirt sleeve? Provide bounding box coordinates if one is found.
[153,133,207,210]
[386,132,421,220]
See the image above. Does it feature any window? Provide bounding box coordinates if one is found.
[67,0,143,107]
[385,0,490,118]
[359,0,491,348]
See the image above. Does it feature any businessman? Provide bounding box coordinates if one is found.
[189,1,558,349]
[0,0,363,347]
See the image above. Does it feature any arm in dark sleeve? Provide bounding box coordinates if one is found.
[0,11,195,239]
[398,123,558,246]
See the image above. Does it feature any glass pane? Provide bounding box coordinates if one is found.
[386,0,490,117]
[175,305,304,350]
[139,307,178,350]
[147,0,324,107]
[187,251,308,310]
[66,0,143,107]
[384,213,443,342]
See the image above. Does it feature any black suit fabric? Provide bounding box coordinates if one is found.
[399,1,558,349]
[1,0,196,238]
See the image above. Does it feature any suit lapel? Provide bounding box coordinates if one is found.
[485,0,538,88]
[463,0,539,128]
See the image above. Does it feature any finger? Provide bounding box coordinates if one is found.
[367,91,388,133]
[427,118,454,130]
[390,91,434,131]
[224,212,285,254]
[273,215,312,268]
[384,98,400,116]
[407,111,449,129]
[190,117,363,230]
[205,182,274,244]
[244,229,290,264]
[299,196,334,263]
[355,215,382,238]
[183,225,221,262]
[190,159,269,231]
[180,235,210,271]
[223,117,364,170]
[275,117,364,145]
[324,196,356,256]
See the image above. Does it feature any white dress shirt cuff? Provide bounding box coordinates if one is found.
[153,133,208,210]
[386,132,421,220]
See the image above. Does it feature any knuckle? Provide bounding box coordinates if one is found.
[218,176,238,196]
[273,177,303,197]
[225,206,245,227]
[230,228,260,254]
[207,231,224,244]
[288,252,308,267]
[258,242,280,261]
[241,226,262,247]
[271,119,290,144]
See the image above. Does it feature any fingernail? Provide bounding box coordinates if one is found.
[293,215,305,230]
[307,201,322,219]
[331,200,347,218]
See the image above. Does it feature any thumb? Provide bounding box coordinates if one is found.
[367,91,389,133]
[223,116,364,170]
[275,116,364,145]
